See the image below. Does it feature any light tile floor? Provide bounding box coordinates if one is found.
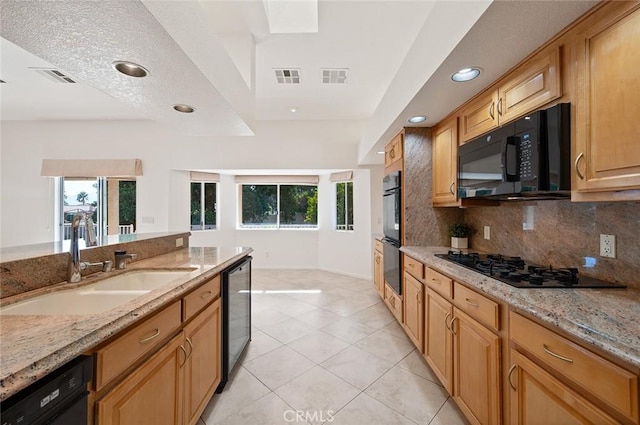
[200,269,469,425]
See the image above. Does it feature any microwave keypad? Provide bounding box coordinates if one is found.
[520,135,534,180]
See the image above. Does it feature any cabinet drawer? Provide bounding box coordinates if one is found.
[453,282,499,331]
[374,239,383,254]
[510,312,639,423]
[404,255,424,282]
[182,275,220,322]
[425,267,452,299]
[95,301,182,391]
[384,283,403,323]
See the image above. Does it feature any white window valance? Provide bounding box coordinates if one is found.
[329,171,353,182]
[41,159,142,178]
[235,175,319,184]
[190,171,220,182]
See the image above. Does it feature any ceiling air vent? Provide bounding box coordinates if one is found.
[31,68,77,83]
[274,69,300,84]
[322,68,348,84]
[0,79,6,83]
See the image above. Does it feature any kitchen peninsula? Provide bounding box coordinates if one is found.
[0,233,252,425]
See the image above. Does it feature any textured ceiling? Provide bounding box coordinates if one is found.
[0,0,599,164]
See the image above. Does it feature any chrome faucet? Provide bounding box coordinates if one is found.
[68,212,110,283]
[114,251,137,269]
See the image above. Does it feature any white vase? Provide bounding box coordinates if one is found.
[451,237,468,249]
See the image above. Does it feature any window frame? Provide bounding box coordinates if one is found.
[335,180,354,232]
[238,183,318,230]
[190,181,218,231]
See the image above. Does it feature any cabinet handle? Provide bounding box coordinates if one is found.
[449,182,455,195]
[186,337,194,360]
[200,290,213,299]
[497,98,503,116]
[416,291,421,303]
[574,152,585,180]
[489,102,495,120]
[179,345,188,367]
[508,364,517,391]
[444,312,452,331]
[543,344,574,363]
[139,328,160,344]
[376,257,380,264]
[431,278,440,285]
[390,149,395,159]
[449,316,458,335]
[464,298,480,308]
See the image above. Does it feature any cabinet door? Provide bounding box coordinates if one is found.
[497,47,561,124]
[459,90,499,143]
[509,350,619,425]
[402,272,424,352]
[97,333,185,425]
[374,251,384,299]
[184,299,222,425]
[424,288,453,395]
[385,132,404,173]
[453,307,501,425]
[575,5,640,192]
[432,117,459,206]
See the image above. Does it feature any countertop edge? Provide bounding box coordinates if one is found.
[0,247,252,402]
[400,245,640,370]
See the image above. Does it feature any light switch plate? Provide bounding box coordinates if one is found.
[483,226,490,240]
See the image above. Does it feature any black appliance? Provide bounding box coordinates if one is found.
[216,256,252,393]
[436,251,626,289]
[458,103,571,200]
[382,171,402,295]
[1,356,93,425]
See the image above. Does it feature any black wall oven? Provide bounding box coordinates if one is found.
[382,171,401,295]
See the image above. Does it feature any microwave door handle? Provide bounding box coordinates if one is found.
[505,136,519,182]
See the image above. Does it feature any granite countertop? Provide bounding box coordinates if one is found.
[401,246,640,370]
[0,246,252,401]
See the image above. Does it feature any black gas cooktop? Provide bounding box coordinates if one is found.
[435,251,626,289]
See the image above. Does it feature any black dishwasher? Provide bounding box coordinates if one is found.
[1,355,93,425]
[216,256,252,393]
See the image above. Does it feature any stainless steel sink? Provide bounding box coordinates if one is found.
[0,270,193,316]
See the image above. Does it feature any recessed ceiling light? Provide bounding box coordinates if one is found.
[290,107,298,113]
[376,151,385,155]
[408,115,427,123]
[173,104,195,113]
[451,67,481,82]
[112,61,149,78]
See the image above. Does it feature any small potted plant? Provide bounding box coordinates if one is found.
[449,223,472,249]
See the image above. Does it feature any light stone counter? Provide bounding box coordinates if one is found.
[401,246,640,369]
[0,246,252,401]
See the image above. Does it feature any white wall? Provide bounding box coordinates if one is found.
[1,119,383,278]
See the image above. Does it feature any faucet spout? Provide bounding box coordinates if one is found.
[68,213,83,283]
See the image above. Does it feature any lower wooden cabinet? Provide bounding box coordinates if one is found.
[424,287,453,395]
[96,332,185,425]
[183,299,221,425]
[452,307,502,425]
[509,349,619,425]
[384,283,403,323]
[402,272,424,352]
[373,245,384,299]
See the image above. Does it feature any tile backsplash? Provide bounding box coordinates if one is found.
[464,201,640,289]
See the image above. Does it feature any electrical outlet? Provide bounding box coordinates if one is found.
[484,226,491,240]
[600,234,616,258]
[175,237,184,247]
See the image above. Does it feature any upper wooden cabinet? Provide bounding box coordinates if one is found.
[459,47,562,144]
[432,116,459,206]
[384,131,404,174]
[574,4,640,193]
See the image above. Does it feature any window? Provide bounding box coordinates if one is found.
[58,177,136,241]
[191,182,217,230]
[336,181,354,231]
[240,184,317,229]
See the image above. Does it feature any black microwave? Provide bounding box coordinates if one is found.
[457,103,571,200]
